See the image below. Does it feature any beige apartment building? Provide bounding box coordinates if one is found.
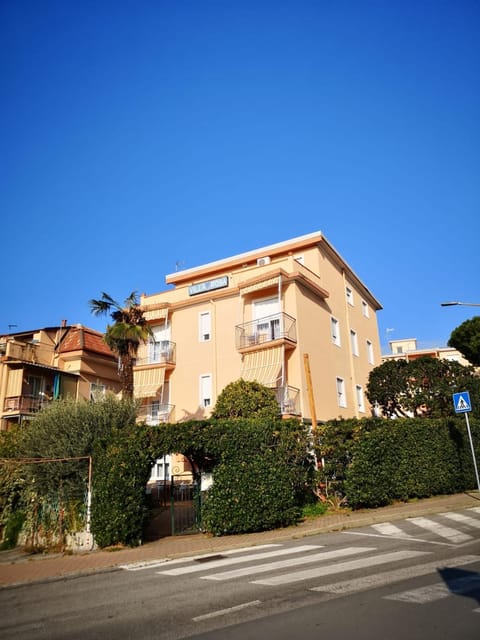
[135,231,383,429]
[383,338,471,367]
[0,324,122,431]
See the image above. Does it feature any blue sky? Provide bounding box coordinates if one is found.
[1,0,479,353]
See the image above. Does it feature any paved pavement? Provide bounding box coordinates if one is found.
[1,491,479,588]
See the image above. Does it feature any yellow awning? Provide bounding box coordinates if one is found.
[134,367,165,398]
[240,277,280,295]
[144,308,169,321]
[6,368,22,397]
[241,346,283,386]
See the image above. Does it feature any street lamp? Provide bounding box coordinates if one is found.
[441,302,480,307]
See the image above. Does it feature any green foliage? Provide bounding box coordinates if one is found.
[201,451,303,535]
[91,424,157,547]
[211,379,281,421]
[366,357,480,418]
[0,510,25,550]
[344,418,479,509]
[448,316,480,366]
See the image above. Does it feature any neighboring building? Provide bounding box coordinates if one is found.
[383,338,471,367]
[136,231,383,432]
[0,323,122,431]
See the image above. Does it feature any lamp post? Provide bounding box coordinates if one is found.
[440,302,480,307]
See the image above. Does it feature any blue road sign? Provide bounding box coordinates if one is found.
[452,391,472,413]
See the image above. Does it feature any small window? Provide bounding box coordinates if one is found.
[350,329,359,356]
[361,300,369,318]
[336,377,347,408]
[346,287,354,306]
[90,382,106,402]
[331,317,341,346]
[199,311,211,342]
[366,340,374,365]
[200,374,212,408]
[356,385,365,413]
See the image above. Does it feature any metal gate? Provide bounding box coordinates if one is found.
[170,474,201,536]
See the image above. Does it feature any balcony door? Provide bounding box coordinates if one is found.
[253,297,281,342]
[149,323,171,363]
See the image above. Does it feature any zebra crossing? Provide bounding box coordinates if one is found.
[345,507,480,546]
[120,508,480,608]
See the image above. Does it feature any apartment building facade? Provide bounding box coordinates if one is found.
[0,324,122,431]
[383,338,471,367]
[135,231,383,426]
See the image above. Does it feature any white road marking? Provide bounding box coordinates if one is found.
[344,530,452,546]
[120,544,281,571]
[385,574,480,604]
[251,550,427,586]
[202,547,374,581]
[372,522,411,537]
[312,555,480,595]
[441,511,480,529]
[407,516,473,543]
[158,545,322,576]
[469,507,480,515]
[192,600,262,622]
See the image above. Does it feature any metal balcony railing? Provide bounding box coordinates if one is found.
[3,395,51,413]
[273,385,301,415]
[235,313,297,350]
[134,341,176,367]
[137,403,175,425]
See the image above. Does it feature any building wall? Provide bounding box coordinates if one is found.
[138,232,382,423]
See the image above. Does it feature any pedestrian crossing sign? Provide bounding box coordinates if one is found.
[452,391,472,413]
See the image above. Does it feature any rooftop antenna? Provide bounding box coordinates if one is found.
[8,324,18,332]
[175,261,185,272]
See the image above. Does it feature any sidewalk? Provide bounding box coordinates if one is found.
[1,492,479,589]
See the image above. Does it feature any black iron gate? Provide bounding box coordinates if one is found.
[170,474,201,536]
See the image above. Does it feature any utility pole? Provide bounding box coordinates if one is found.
[303,354,317,434]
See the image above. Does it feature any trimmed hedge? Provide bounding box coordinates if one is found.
[342,417,479,509]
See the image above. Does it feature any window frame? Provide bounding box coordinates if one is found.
[336,376,347,408]
[331,316,341,346]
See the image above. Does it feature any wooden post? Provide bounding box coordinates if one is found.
[303,353,317,434]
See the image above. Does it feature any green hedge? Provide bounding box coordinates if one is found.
[343,417,479,509]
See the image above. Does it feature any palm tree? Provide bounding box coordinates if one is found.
[89,292,152,398]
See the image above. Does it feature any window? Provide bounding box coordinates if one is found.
[366,340,374,365]
[336,377,347,407]
[151,455,171,482]
[90,382,106,402]
[346,287,354,306]
[350,329,359,356]
[199,311,211,342]
[331,317,341,346]
[361,300,369,318]
[200,374,212,408]
[356,385,365,413]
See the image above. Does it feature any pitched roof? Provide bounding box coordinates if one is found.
[59,325,114,358]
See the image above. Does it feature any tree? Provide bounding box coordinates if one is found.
[211,379,281,421]
[366,356,480,419]
[448,316,480,367]
[89,291,152,398]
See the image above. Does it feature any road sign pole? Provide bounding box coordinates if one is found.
[464,412,480,492]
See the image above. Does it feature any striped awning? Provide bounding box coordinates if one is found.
[143,308,169,321]
[134,367,165,398]
[241,346,283,386]
[240,277,280,295]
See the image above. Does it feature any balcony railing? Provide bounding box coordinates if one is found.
[273,385,301,416]
[1,340,54,366]
[3,395,51,413]
[235,313,297,350]
[137,403,175,425]
[134,341,176,367]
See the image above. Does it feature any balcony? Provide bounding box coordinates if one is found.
[134,341,176,368]
[235,313,297,351]
[273,385,301,416]
[137,403,175,425]
[0,340,54,366]
[3,395,51,414]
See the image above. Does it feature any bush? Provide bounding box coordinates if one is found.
[344,417,479,509]
[201,450,302,535]
[212,379,281,421]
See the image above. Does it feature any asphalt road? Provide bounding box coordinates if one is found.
[1,507,480,639]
